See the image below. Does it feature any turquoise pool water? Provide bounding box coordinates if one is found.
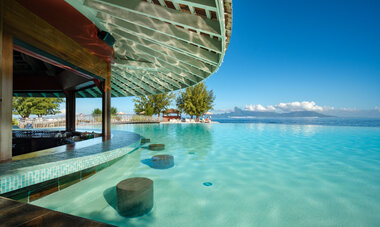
[33,123,380,226]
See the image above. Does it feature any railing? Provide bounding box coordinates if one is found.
[17,114,160,129]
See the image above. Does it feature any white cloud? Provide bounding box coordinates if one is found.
[245,101,328,112]
[245,104,273,111]
[277,101,324,112]
[242,103,380,117]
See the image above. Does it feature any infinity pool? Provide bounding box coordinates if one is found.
[33,123,380,226]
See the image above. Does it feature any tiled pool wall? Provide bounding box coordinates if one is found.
[0,155,125,202]
[0,138,142,200]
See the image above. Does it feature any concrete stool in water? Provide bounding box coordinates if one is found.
[116,177,153,217]
[141,138,150,144]
[148,144,165,151]
[151,155,174,169]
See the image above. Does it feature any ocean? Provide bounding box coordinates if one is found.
[213,117,380,127]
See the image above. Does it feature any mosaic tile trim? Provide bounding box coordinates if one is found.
[0,139,141,194]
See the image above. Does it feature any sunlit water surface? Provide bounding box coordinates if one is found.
[33,123,380,226]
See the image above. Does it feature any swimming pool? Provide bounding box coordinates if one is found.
[32,123,380,226]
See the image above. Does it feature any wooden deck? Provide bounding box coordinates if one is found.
[0,196,114,226]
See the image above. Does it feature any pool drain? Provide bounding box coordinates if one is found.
[203,182,213,186]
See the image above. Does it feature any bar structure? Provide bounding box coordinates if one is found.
[0,0,232,161]
[65,91,76,132]
[0,8,14,162]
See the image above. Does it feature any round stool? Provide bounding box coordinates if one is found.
[141,138,151,144]
[151,155,174,169]
[116,177,153,217]
[148,144,165,151]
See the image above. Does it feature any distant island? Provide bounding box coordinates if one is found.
[213,107,334,118]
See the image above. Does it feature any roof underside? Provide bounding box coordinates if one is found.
[64,0,232,97]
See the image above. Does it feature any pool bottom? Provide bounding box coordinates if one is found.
[32,123,380,227]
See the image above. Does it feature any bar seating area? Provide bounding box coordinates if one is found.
[0,0,232,224]
[12,130,102,157]
[0,0,232,162]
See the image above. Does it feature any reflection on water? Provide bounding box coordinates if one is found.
[115,124,214,161]
[38,123,380,227]
[174,124,213,160]
[280,124,319,137]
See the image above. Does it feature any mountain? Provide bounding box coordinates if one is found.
[213,107,333,118]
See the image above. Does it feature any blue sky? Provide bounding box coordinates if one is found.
[74,0,380,115]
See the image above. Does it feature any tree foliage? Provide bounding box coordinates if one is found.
[133,93,174,117]
[150,93,175,117]
[12,97,63,119]
[92,107,118,116]
[176,82,215,120]
[92,108,102,116]
[134,95,154,116]
[111,107,117,115]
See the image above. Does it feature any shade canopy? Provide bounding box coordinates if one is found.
[65,0,233,97]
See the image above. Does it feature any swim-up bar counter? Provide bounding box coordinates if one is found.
[0,130,141,201]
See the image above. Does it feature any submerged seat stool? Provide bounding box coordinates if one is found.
[116,177,153,217]
[148,144,165,151]
[141,138,151,144]
[151,155,174,169]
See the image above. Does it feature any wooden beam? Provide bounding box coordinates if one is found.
[112,71,148,96]
[170,0,217,11]
[102,64,111,141]
[110,81,131,96]
[98,14,221,61]
[0,2,13,162]
[118,36,207,80]
[111,79,136,96]
[113,69,159,94]
[113,58,159,71]
[114,37,203,83]
[85,0,221,36]
[95,10,222,53]
[84,88,98,98]
[65,91,76,132]
[117,44,192,88]
[132,69,183,90]
[92,86,103,96]
[147,71,181,90]
[123,71,164,94]
[123,69,169,93]
[3,0,108,79]
[106,24,218,68]
[118,47,189,89]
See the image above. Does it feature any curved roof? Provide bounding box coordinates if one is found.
[67,0,232,97]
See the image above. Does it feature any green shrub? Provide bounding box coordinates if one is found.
[12,118,19,126]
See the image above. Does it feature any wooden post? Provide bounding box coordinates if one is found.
[65,90,76,132]
[102,64,111,141]
[0,0,13,162]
